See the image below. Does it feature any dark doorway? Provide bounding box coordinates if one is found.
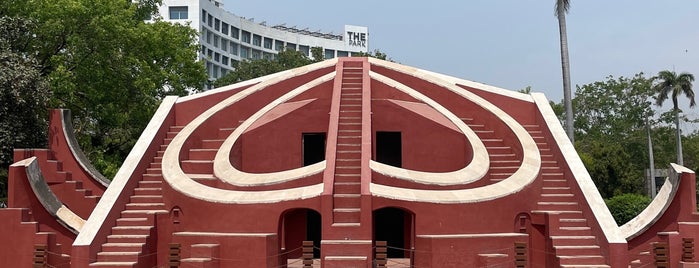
[303,133,326,166]
[306,210,321,258]
[279,209,322,261]
[374,207,413,258]
[376,131,402,167]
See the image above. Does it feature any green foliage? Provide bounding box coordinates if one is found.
[213,49,313,87]
[1,0,207,180]
[653,70,696,109]
[352,49,392,61]
[605,193,651,225]
[573,74,655,197]
[311,46,324,61]
[0,17,50,197]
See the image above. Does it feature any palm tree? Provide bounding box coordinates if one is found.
[653,70,696,165]
[555,0,574,143]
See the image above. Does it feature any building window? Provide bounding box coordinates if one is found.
[207,49,213,58]
[207,14,213,27]
[200,45,206,54]
[214,35,220,48]
[240,46,249,58]
[252,49,261,59]
[275,40,284,51]
[222,56,229,66]
[252,34,261,47]
[286,42,296,51]
[221,22,229,35]
[231,26,239,39]
[169,6,188,20]
[214,52,220,62]
[214,18,220,31]
[299,45,309,56]
[324,49,335,59]
[230,43,238,55]
[263,52,273,60]
[202,10,207,23]
[221,39,228,51]
[337,51,349,57]
[206,31,212,44]
[241,31,251,43]
[263,38,273,49]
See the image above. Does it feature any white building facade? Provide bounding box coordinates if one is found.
[155,0,369,82]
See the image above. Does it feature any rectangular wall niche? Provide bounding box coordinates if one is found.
[303,133,326,166]
[376,131,402,167]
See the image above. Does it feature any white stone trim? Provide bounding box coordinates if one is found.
[531,93,626,244]
[367,59,540,203]
[213,73,334,186]
[369,72,489,185]
[75,96,179,246]
[620,163,694,240]
[162,61,338,203]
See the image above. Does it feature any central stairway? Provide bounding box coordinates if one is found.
[332,61,364,227]
[323,59,372,268]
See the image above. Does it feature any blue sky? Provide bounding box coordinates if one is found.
[221,1,699,109]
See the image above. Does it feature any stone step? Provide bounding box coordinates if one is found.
[334,182,361,194]
[88,261,137,267]
[101,243,145,252]
[133,188,162,196]
[130,195,162,203]
[111,226,153,236]
[557,255,607,266]
[550,236,597,247]
[96,251,140,263]
[125,202,165,211]
[553,245,601,256]
[333,194,361,208]
[116,218,150,227]
[107,234,148,244]
[181,160,213,174]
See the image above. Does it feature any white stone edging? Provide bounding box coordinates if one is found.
[74,96,178,246]
[620,163,694,240]
[531,92,626,244]
[369,71,489,185]
[367,58,540,203]
[162,61,338,203]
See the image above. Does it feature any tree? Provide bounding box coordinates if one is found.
[605,193,651,225]
[2,0,208,178]
[213,49,313,87]
[652,70,695,165]
[214,48,393,88]
[555,0,574,143]
[0,17,50,201]
[573,74,655,197]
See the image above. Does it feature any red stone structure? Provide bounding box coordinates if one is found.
[2,57,699,267]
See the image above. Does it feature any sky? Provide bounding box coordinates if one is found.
[220,0,699,122]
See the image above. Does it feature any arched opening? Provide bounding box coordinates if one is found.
[278,208,322,265]
[373,207,415,262]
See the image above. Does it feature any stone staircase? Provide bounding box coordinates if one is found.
[88,127,181,267]
[332,61,364,227]
[19,149,101,218]
[526,124,610,268]
[322,59,371,268]
[461,118,521,184]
